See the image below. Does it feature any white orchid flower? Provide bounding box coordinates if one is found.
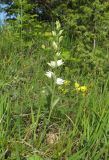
[56,78,64,85]
[47,61,56,68]
[45,71,54,78]
[47,59,64,68]
[57,59,64,66]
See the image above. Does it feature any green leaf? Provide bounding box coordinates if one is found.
[51,97,60,108]
[62,50,70,60]
[27,155,43,160]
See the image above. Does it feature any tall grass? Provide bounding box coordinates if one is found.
[0,22,109,160]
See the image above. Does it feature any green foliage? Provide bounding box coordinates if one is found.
[1,0,109,159]
[28,155,43,160]
[49,0,109,80]
[0,23,109,159]
[5,0,41,52]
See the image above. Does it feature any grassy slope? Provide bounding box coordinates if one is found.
[0,26,109,160]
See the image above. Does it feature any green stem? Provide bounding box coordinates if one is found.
[38,80,56,147]
[48,80,56,122]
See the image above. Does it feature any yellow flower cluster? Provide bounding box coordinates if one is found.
[74,82,87,94]
[58,81,88,96]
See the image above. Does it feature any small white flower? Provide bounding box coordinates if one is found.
[47,59,64,68]
[47,61,56,68]
[45,71,54,78]
[57,59,64,66]
[56,78,64,85]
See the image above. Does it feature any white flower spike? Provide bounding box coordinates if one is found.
[56,78,64,85]
[47,59,64,68]
[45,71,54,78]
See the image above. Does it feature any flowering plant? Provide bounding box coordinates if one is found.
[45,21,65,86]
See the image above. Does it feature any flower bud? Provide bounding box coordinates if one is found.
[56,52,61,56]
[41,44,45,49]
[56,21,61,30]
[59,36,63,43]
[52,31,56,36]
[59,30,63,35]
[52,41,58,50]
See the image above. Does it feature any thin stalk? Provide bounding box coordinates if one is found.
[48,78,56,121]
[38,80,56,147]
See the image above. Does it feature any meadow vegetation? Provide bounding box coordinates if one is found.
[1,0,109,159]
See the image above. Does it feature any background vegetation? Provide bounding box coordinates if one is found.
[0,0,109,159]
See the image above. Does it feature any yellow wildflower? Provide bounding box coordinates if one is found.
[74,82,81,91]
[80,86,87,92]
[75,87,81,91]
[74,82,80,88]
